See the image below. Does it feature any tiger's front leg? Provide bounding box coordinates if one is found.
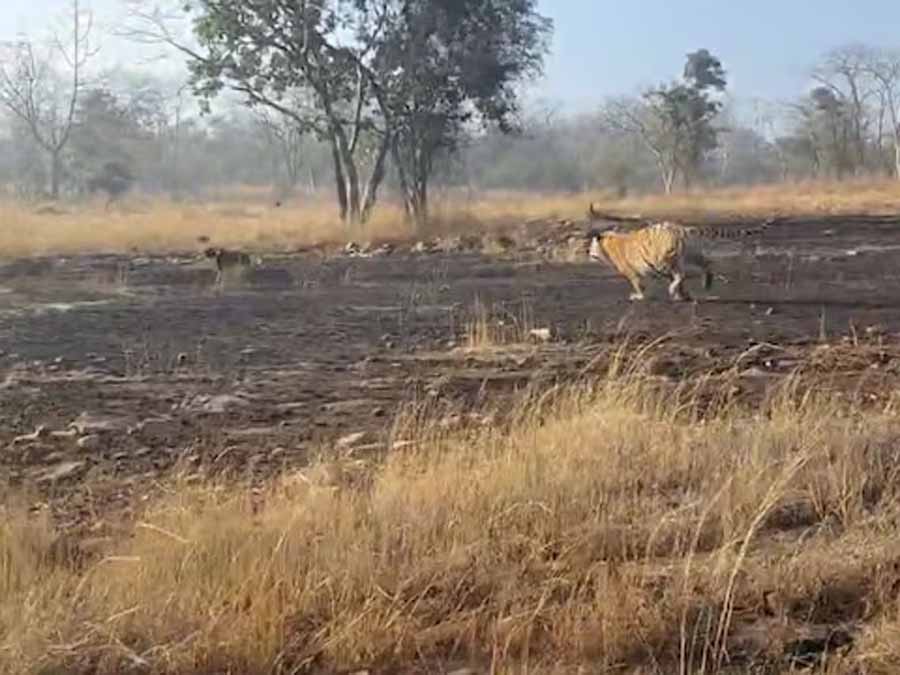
[626,274,646,301]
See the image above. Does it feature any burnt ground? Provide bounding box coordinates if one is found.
[4,214,900,527]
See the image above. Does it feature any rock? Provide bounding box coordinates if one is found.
[70,412,133,434]
[36,460,86,484]
[336,431,376,449]
[76,435,103,452]
[322,398,378,415]
[371,243,395,256]
[11,425,49,445]
[528,328,553,343]
[182,394,251,414]
[130,417,181,443]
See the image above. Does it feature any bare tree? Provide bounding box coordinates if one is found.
[600,96,682,194]
[253,90,316,199]
[812,45,875,174]
[863,49,900,179]
[0,0,97,199]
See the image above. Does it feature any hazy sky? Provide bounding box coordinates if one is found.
[4,0,900,112]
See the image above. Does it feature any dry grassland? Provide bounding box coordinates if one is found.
[5,360,900,673]
[4,181,900,672]
[2,178,899,258]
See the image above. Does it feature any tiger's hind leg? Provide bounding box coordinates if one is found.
[667,264,691,302]
[686,250,713,290]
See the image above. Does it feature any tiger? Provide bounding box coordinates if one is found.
[586,204,776,302]
[202,246,258,286]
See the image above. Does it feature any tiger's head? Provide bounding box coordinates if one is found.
[585,227,615,262]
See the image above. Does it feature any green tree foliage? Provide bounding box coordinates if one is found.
[166,0,550,226]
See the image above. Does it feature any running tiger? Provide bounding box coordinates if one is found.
[586,205,777,301]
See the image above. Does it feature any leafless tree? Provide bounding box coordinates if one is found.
[253,90,317,199]
[812,45,876,174]
[599,96,684,194]
[0,0,97,198]
[862,49,900,179]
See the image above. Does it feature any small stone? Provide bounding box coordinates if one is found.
[76,435,102,452]
[189,394,251,414]
[131,417,180,443]
[528,328,552,343]
[36,460,86,484]
[336,431,375,449]
[70,412,133,434]
[11,425,49,445]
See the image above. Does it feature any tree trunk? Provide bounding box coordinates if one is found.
[661,164,676,194]
[329,132,348,223]
[50,149,62,199]
[894,133,900,180]
[334,132,361,226]
[412,178,428,226]
[360,133,391,224]
[392,140,429,231]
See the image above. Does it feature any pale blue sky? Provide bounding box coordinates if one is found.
[4,0,900,112]
[537,0,900,110]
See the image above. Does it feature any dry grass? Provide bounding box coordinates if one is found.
[593,177,900,221]
[2,178,900,258]
[5,361,900,673]
[463,296,539,350]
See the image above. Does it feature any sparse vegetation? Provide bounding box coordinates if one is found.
[5,363,900,673]
[2,178,900,257]
[4,2,900,674]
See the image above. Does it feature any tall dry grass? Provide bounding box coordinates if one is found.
[5,364,900,673]
[2,178,900,258]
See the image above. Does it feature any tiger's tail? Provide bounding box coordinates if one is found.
[689,216,780,240]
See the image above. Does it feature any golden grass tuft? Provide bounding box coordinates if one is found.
[463,296,538,350]
[2,178,900,258]
[5,365,900,673]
